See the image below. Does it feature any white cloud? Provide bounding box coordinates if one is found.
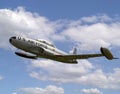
[0,7,120,51]
[62,22,120,51]
[16,85,64,94]
[82,88,103,94]
[0,7,57,49]
[28,59,120,90]
[29,59,94,83]
[0,76,3,80]
[0,7,120,91]
[12,93,17,94]
[81,14,112,23]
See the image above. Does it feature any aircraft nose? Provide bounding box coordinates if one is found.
[9,36,16,43]
[9,38,12,43]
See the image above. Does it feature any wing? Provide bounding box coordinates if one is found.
[56,47,116,60]
[56,53,103,60]
[51,54,104,64]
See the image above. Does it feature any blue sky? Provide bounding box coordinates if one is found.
[0,0,120,94]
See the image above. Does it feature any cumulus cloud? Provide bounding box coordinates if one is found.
[0,7,120,51]
[29,59,94,83]
[16,85,64,94]
[12,93,17,94]
[0,7,57,49]
[0,76,3,80]
[28,60,120,90]
[81,14,112,23]
[82,88,103,94]
[0,7,120,91]
[62,22,120,51]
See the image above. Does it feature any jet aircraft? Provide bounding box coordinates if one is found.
[9,36,117,64]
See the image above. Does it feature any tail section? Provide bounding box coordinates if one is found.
[73,47,77,54]
[100,47,119,60]
[72,47,78,63]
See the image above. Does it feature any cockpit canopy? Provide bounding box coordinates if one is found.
[37,39,55,48]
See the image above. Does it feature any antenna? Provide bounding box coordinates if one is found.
[18,31,26,37]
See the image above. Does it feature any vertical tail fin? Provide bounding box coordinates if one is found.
[73,47,77,55]
[72,47,78,63]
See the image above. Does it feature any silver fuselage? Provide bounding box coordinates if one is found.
[9,36,77,63]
